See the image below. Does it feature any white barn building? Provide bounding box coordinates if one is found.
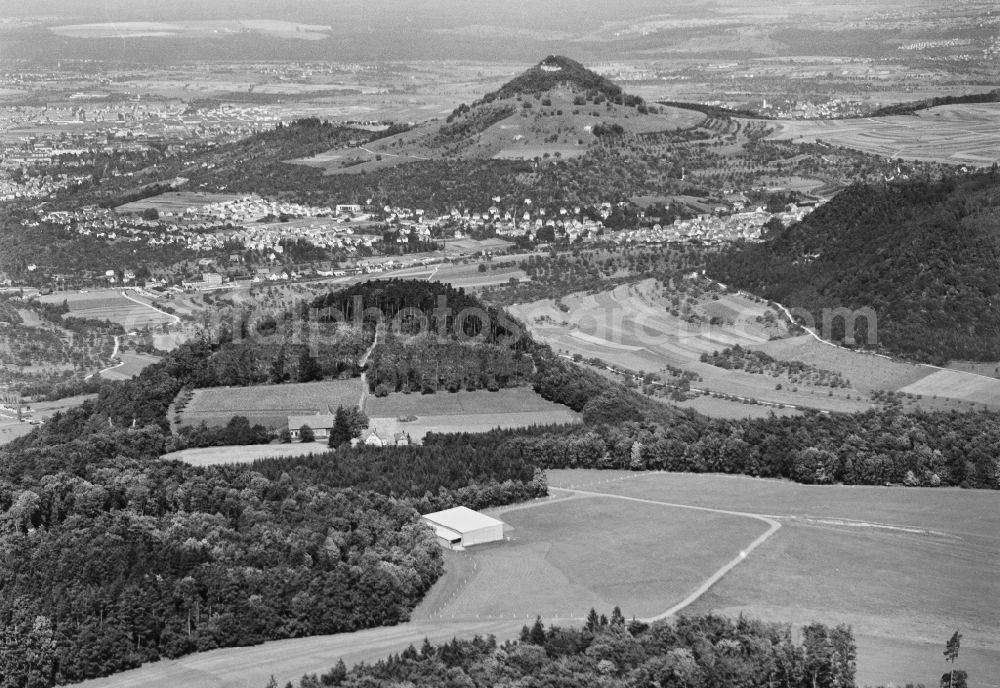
[421,506,505,549]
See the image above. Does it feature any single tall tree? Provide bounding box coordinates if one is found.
[298,424,315,443]
[943,631,962,688]
[328,406,352,447]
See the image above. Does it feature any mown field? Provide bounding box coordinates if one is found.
[412,493,766,623]
[766,103,1000,166]
[365,388,580,442]
[366,387,569,416]
[162,442,329,466]
[546,470,1000,688]
[179,378,364,429]
[898,368,1000,410]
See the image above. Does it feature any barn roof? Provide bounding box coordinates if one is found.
[288,414,336,429]
[422,506,504,534]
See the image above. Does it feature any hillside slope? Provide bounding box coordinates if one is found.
[293,55,702,173]
[707,172,1000,363]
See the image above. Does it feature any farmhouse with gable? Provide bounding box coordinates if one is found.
[287,413,336,441]
[286,414,410,446]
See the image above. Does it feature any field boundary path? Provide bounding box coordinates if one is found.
[357,327,380,411]
[549,486,781,622]
[87,335,123,380]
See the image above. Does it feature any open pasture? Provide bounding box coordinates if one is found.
[370,411,580,443]
[366,387,580,442]
[766,103,1000,166]
[898,367,1000,408]
[412,493,766,623]
[546,469,1000,688]
[179,378,364,429]
[751,335,931,394]
[365,387,572,417]
[162,442,330,466]
[755,336,1000,409]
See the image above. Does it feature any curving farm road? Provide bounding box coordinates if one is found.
[555,487,781,623]
[69,481,781,688]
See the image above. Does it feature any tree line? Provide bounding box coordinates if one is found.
[281,612,856,688]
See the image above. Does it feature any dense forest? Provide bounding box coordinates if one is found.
[0,450,444,687]
[312,279,523,345]
[482,55,635,105]
[367,334,533,394]
[285,612,857,688]
[237,445,547,513]
[708,172,1000,363]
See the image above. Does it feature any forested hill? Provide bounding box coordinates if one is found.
[707,172,1000,363]
[482,55,636,104]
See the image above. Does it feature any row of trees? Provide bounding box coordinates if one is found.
[513,347,1000,489]
[281,612,857,688]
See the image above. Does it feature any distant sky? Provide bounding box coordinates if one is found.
[0,0,941,63]
[0,0,701,25]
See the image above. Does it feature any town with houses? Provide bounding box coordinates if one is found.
[20,188,816,291]
[0,100,281,201]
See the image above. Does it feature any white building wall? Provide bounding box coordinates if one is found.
[461,523,504,547]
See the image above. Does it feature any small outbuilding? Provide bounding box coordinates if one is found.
[421,506,505,549]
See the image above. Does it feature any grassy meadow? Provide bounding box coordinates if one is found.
[412,493,765,623]
[179,378,364,429]
[545,470,1000,688]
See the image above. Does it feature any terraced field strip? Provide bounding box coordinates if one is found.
[898,367,1000,408]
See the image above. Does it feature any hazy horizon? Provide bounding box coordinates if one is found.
[0,0,954,63]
